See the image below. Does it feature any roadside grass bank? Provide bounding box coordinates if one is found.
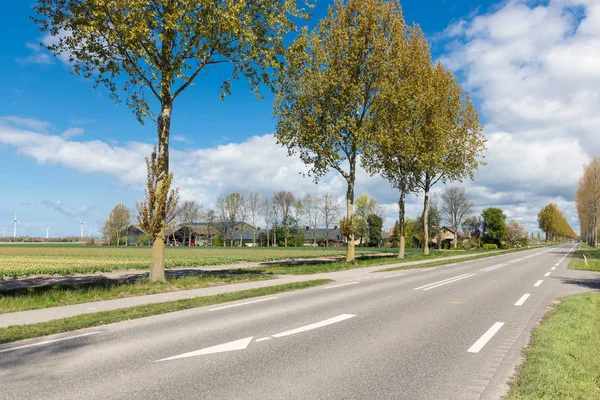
[506,293,600,400]
[247,248,500,275]
[376,246,543,273]
[0,273,271,314]
[0,279,332,344]
[568,243,600,272]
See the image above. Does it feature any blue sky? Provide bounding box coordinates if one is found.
[2,0,596,238]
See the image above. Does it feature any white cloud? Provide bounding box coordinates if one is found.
[16,53,53,65]
[0,116,53,132]
[41,200,94,218]
[16,42,54,65]
[61,127,85,138]
[172,135,191,143]
[439,0,600,233]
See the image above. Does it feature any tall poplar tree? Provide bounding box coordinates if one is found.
[34,0,308,281]
[274,0,405,262]
[413,64,486,255]
[363,25,431,258]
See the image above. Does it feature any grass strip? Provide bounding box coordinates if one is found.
[0,274,271,314]
[247,249,501,275]
[376,247,537,272]
[568,243,600,272]
[506,293,600,400]
[0,279,332,344]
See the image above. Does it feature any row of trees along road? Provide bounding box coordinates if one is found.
[274,0,486,262]
[537,203,577,242]
[34,0,485,279]
[576,157,600,246]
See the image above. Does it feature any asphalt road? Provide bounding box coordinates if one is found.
[1,243,597,400]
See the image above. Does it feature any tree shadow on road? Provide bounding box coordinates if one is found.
[560,276,600,291]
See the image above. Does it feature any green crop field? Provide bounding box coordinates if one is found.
[0,244,400,277]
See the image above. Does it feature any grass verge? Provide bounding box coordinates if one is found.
[0,279,332,344]
[568,243,600,272]
[247,248,500,275]
[506,293,600,400]
[0,273,271,314]
[376,247,537,273]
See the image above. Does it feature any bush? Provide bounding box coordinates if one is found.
[462,242,472,251]
[213,235,223,247]
[136,234,153,246]
[483,243,498,250]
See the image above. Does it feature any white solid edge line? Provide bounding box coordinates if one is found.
[422,274,476,291]
[271,314,356,338]
[544,272,551,277]
[514,293,531,306]
[209,296,278,311]
[467,322,505,353]
[322,282,359,290]
[0,331,101,354]
[384,273,406,278]
[534,280,544,287]
[413,274,471,290]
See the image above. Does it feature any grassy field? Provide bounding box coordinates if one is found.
[0,279,332,344]
[0,244,399,277]
[568,243,600,272]
[507,293,600,400]
[0,273,271,313]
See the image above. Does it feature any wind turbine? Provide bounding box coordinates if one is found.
[7,213,18,238]
[46,225,51,239]
[78,218,87,239]
[88,228,92,237]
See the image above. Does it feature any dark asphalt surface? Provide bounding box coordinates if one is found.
[1,244,597,400]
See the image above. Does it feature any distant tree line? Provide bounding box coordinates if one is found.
[537,203,577,243]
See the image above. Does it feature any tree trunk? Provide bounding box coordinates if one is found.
[253,228,256,246]
[422,184,430,256]
[239,225,243,247]
[592,215,598,248]
[346,180,355,262]
[150,233,165,281]
[188,229,192,247]
[149,99,172,281]
[273,224,277,247]
[398,190,405,259]
[325,221,329,248]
